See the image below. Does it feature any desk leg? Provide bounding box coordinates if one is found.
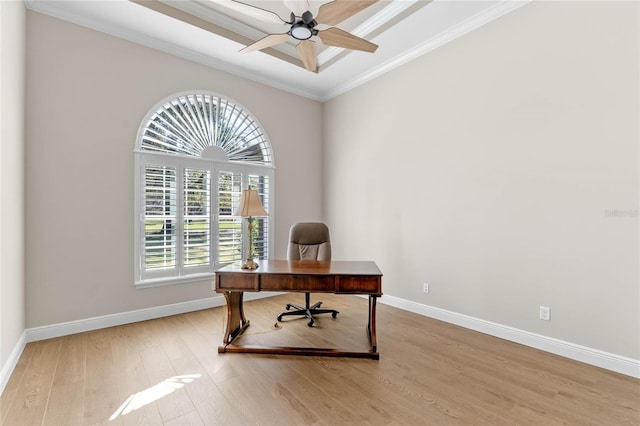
[220,291,250,351]
[218,290,378,360]
[368,295,378,353]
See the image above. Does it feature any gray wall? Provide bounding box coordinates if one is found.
[324,1,639,359]
[25,12,323,328]
[0,0,26,376]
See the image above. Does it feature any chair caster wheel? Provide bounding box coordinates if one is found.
[277,315,283,322]
[331,312,338,318]
[285,305,292,310]
[307,320,314,327]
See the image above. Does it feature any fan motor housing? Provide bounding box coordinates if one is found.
[288,11,318,40]
[290,23,314,40]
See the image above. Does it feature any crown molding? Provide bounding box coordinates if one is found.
[317,0,420,66]
[25,0,531,102]
[321,0,532,101]
[159,0,300,59]
[24,0,327,100]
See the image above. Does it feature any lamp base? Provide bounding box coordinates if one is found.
[241,258,259,270]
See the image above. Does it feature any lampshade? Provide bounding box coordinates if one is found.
[234,189,268,217]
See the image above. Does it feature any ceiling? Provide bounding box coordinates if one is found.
[25,0,529,101]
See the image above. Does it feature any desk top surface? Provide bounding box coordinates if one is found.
[216,260,382,276]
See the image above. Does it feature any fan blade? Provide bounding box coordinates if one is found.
[317,27,378,53]
[240,33,290,53]
[316,0,378,26]
[218,0,285,25]
[296,40,317,72]
[283,0,309,16]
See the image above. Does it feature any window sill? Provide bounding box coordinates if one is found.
[135,273,216,289]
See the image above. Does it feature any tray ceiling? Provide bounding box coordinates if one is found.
[25,0,529,101]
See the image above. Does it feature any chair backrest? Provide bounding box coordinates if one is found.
[287,222,331,261]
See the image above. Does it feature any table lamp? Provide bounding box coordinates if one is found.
[234,188,268,269]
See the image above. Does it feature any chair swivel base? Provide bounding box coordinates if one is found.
[277,295,339,327]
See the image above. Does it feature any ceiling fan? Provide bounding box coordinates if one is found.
[220,0,380,72]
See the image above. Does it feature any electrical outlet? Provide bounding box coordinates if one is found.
[423,283,430,293]
[539,306,551,321]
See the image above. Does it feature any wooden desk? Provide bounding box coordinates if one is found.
[215,260,383,359]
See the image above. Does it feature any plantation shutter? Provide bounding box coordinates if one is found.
[143,164,177,275]
[217,171,243,264]
[248,174,270,261]
[183,167,211,270]
[135,91,274,287]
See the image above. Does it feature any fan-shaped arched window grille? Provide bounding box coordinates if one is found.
[139,93,272,164]
[134,91,274,288]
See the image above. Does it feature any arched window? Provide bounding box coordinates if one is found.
[134,91,275,287]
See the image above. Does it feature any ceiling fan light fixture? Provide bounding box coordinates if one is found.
[290,24,313,40]
[230,0,379,73]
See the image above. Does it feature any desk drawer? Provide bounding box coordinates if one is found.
[216,273,258,291]
[260,274,334,292]
[336,276,381,294]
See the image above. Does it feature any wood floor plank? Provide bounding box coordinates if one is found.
[163,409,203,426]
[2,294,638,425]
[153,314,247,425]
[2,338,62,426]
[242,294,372,352]
[377,310,570,423]
[132,319,196,423]
[107,322,164,426]
[1,341,36,426]
[41,333,87,426]
[83,328,126,426]
[247,355,367,424]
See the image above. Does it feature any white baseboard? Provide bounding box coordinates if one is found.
[378,294,640,379]
[25,292,281,343]
[0,291,282,395]
[25,296,223,343]
[0,331,27,395]
[3,291,638,396]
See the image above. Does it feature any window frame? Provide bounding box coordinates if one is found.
[133,91,275,289]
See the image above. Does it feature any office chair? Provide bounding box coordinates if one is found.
[276,222,339,327]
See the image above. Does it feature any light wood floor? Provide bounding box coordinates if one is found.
[1,294,638,425]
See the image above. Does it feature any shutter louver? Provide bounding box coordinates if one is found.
[144,165,177,271]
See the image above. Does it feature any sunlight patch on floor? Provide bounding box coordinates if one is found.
[109,374,201,421]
